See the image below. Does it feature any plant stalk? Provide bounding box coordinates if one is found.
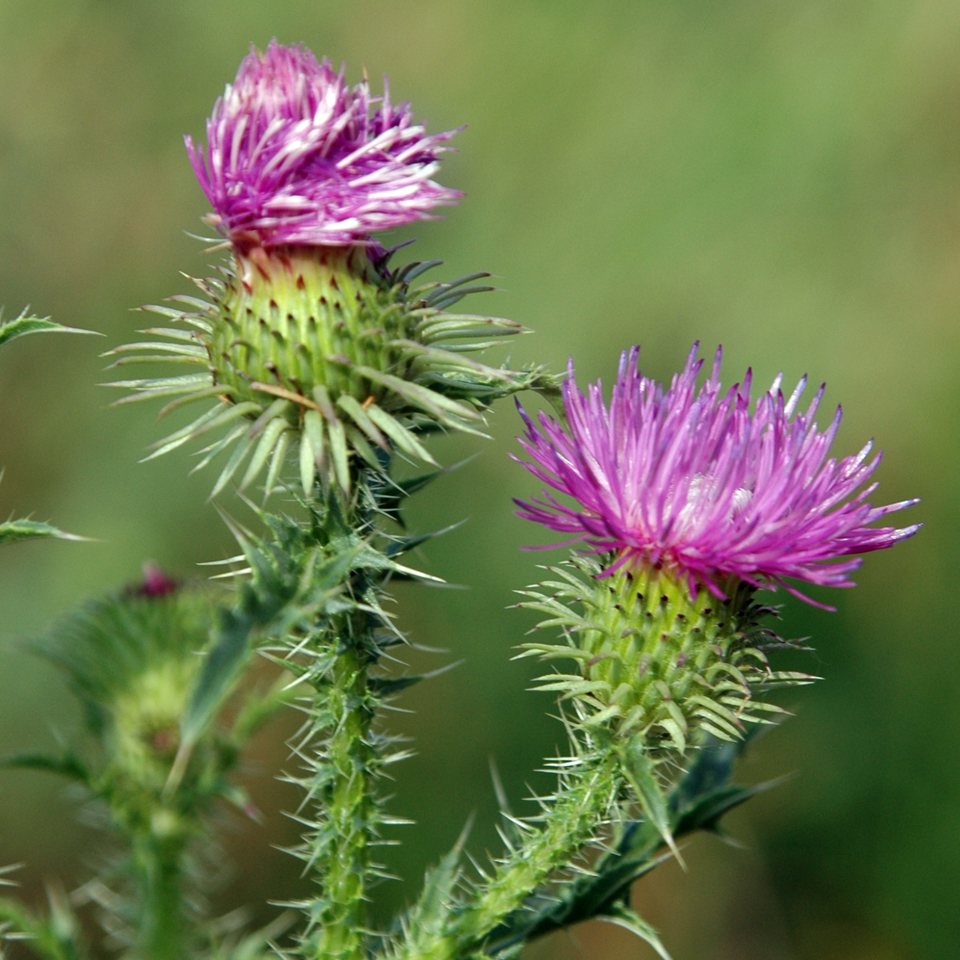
[135,833,187,960]
[399,753,619,960]
[309,640,377,960]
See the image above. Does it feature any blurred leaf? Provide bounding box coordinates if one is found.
[179,525,359,751]
[0,895,84,960]
[0,311,97,349]
[178,607,259,753]
[0,750,90,786]
[0,519,85,546]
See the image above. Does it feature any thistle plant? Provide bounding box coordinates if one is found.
[0,38,922,960]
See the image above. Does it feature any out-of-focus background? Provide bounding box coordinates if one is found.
[0,2,957,958]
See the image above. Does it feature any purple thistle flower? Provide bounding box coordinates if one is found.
[185,40,461,247]
[514,345,920,606]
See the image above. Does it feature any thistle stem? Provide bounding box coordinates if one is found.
[399,753,619,960]
[135,833,187,960]
[309,642,377,960]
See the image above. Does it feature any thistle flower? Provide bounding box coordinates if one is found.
[109,42,548,497]
[515,344,919,602]
[185,41,461,248]
[513,345,919,769]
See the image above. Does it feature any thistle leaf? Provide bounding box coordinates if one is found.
[673,777,791,837]
[0,750,90,784]
[407,816,473,937]
[0,520,86,546]
[596,904,672,960]
[178,602,259,752]
[618,735,682,866]
[0,311,97,349]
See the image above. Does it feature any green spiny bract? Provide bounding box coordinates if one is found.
[516,555,813,758]
[106,244,555,497]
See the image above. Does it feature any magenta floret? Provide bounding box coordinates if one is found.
[185,40,461,247]
[514,345,920,604]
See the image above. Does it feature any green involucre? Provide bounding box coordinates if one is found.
[106,245,555,496]
[516,556,813,756]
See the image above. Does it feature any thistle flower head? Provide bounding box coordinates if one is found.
[515,344,919,604]
[111,45,552,499]
[186,40,461,247]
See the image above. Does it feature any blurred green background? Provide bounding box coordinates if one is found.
[0,1,957,958]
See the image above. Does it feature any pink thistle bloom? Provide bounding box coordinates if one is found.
[514,345,920,606]
[185,40,461,247]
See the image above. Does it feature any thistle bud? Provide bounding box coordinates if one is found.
[108,42,546,496]
[37,569,216,834]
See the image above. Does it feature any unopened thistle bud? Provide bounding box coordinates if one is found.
[513,345,920,757]
[38,567,215,835]
[108,41,544,496]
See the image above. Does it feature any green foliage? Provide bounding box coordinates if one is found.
[483,734,780,959]
[508,556,815,885]
[0,310,95,350]
[235,472,460,960]
[0,518,84,546]
[390,749,623,960]
[0,178,801,960]
[0,403,796,960]
[0,887,84,960]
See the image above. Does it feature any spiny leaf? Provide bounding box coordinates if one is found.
[408,816,473,935]
[618,737,681,865]
[0,895,81,960]
[0,520,86,546]
[368,661,462,698]
[179,533,360,749]
[0,311,97,349]
[484,736,779,957]
[596,904,672,960]
[673,777,791,837]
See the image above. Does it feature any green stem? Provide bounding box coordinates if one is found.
[135,833,187,960]
[310,644,376,960]
[399,754,619,960]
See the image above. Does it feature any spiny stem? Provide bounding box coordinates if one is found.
[398,753,620,960]
[307,635,378,960]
